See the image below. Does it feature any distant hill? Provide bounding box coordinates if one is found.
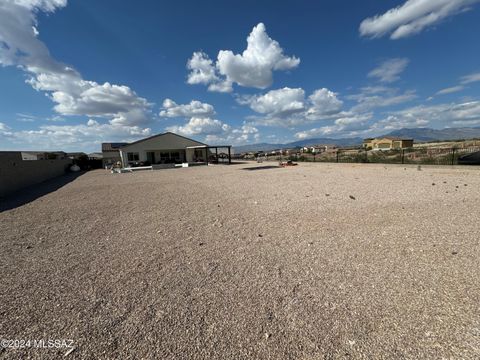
[233,137,362,153]
[385,127,480,142]
[233,127,480,153]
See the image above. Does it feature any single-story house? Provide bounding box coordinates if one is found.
[117,132,232,168]
[363,137,414,150]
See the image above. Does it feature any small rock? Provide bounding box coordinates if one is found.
[464,184,468,186]
[455,185,459,188]
[26,245,32,249]
[258,234,263,238]
[199,242,204,246]
[452,251,458,255]
[265,333,271,340]
[417,165,422,171]
[325,193,330,197]
[432,183,436,186]
[349,195,356,200]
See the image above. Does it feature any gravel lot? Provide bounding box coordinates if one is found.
[1,162,479,359]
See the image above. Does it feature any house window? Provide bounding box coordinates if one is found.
[171,151,180,160]
[127,152,139,161]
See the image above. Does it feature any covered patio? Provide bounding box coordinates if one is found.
[186,145,232,165]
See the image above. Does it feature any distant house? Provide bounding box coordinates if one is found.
[88,152,103,160]
[363,137,414,150]
[115,132,231,168]
[101,142,128,167]
[66,152,87,160]
[21,151,66,160]
[301,145,333,153]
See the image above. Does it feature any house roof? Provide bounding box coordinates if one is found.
[382,136,414,141]
[120,132,207,149]
[102,142,129,152]
[88,152,103,159]
[364,137,413,141]
[21,151,66,155]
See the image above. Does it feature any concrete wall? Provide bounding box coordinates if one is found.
[0,152,72,197]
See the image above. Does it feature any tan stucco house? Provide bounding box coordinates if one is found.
[117,132,231,168]
[363,137,414,150]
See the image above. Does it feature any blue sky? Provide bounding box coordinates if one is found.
[1,0,480,152]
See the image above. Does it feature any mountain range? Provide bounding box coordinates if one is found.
[233,127,480,153]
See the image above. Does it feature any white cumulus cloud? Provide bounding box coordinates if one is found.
[0,0,152,128]
[240,87,344,127]
[0,120,152,151]
[161,99,260,145]
[245,87,306,116]
[186,23,299,92]
[166,117,230,136]
[307,88,344,118]
[160,99,215,118]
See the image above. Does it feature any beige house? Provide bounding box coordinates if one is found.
[363,137,414,150]
[117,132,231,168]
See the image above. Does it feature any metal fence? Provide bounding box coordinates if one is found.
[280,146,480,166]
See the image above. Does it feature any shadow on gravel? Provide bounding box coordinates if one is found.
[0,171,85,212]
[241,166,280,171]
[228,161,251,165]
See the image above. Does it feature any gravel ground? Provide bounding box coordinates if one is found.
[1,162,479,359]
